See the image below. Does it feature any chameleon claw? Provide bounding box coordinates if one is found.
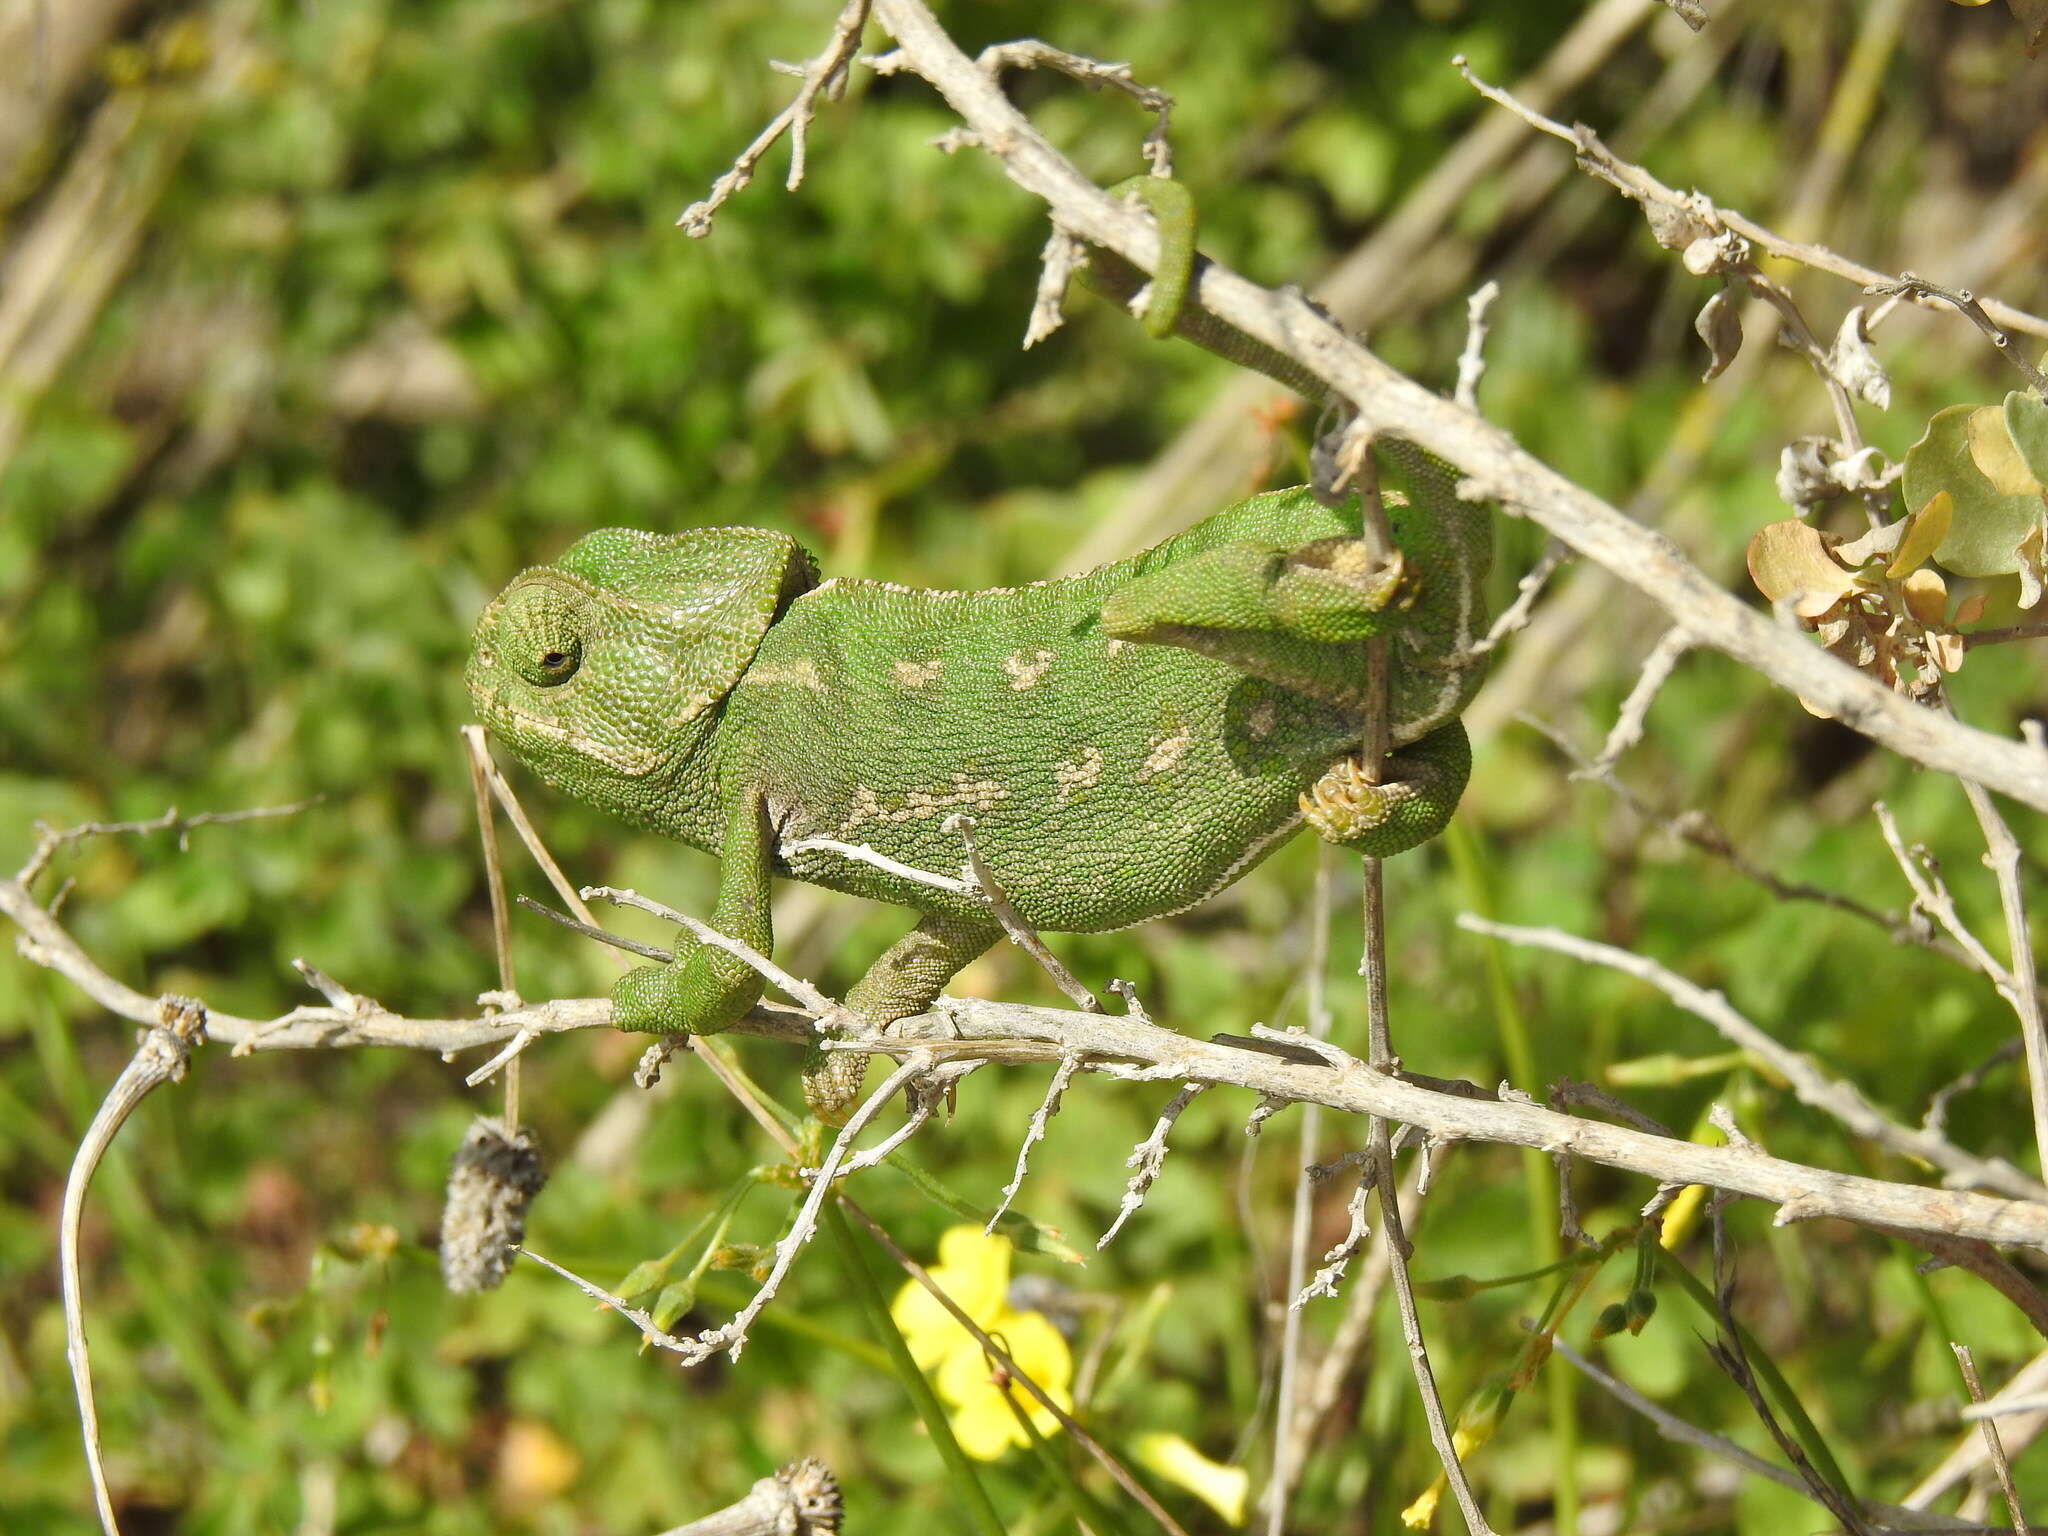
[1299,723,1468,858]
[1299,756,1425,845]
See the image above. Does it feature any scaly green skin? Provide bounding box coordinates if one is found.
[467,455,1492,1113]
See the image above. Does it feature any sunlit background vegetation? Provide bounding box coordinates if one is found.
[4,0,2047,1530]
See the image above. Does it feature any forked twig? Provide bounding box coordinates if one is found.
[1098,1082,1209,1248]
[677,0,873,236]
[62,996,209,1536]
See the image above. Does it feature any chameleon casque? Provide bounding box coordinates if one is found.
[467,452,1491,1111]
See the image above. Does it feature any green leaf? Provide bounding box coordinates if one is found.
[1904,403,2048,577]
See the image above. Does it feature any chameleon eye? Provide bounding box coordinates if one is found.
[529,637,582,686]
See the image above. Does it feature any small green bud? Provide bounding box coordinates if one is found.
[1417,1273,1480,1301]
[1591,1302,1630,1340]
[649,1282,697,1334]
[615,1258,671,1303]
[1625,1287,1658,1333]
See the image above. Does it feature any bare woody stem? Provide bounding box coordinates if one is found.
[859,0,2048,815]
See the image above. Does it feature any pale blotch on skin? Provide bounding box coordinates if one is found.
[1003,649,1055,690]
[1247,697,1278,740]
[1105,638,1131,658]
[892,658,943,688]
[1054,746,1104,798]
[1140,727,1192,780]
[746,659,827,691]
[843,773,1007,834]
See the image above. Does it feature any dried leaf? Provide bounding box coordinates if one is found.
[2019,517,2048,609]
[1682,232,1746,276]
[1902,567,1948,624]
[1826,306,1891,410]
[1929,631,1966,672]
[1694,286,1743,382]
[1747,520,1858,618]
[1887,490,1953,577]
[1966,405,2043,495]
[1643,199,1711,250]
[1955,591,1989,626]
[1777,437,1843,512]
[1836,519,1904,567]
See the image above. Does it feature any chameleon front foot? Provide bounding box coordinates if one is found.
[610,956,760,1037]
[1301,721,1471,858]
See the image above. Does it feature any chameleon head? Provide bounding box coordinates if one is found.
[467,526,817,802]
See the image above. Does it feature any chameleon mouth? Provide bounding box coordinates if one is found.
[467,681,672,777]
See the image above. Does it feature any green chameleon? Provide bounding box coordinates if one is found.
[466,176,1492,1114]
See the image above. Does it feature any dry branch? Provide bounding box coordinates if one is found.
[11,859,2048,1252]
[653,1459,843,1536]
[61,995,208,1536]
[856,0,2048,814]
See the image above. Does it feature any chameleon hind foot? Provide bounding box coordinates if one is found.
[1301,721,1471,858]
[801,1039,870,1126]
[802,909,1003,1125]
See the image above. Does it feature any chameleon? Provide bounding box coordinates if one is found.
[465,174,1492,1115]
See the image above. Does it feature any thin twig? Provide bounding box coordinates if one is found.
[1705,1205,1871,1534]
[1956,775,2048,1216]
[1548,1333,1994,1532]
[1953,1343,2033,1535]
[1526,716,2005,991]
[947,813,1103,1012]
[19,799,319,888]
[582,885,839,1019]
[522,1055,930,1364]
[1584,626,1692,775]
[62,995,208,1536]
[1464,540,1569,659]
[676,0,872,235]
[513,895,674,962]
[987,1053,1082,1233]
[1453,279,1500,413]
[1453,59,2048,344]
[1268,846,1335,1535]
[464,727,523,1128]
[1098,1082,1209,1248]
[1459,915,2046,1203]
[1908,1349,2048,1511]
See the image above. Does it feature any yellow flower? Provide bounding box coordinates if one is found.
[1401,1481,1442,1529]
[1135,1432,1249,1526]
[891,1225,1074,1460]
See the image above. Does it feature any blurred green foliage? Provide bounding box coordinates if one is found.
[3,0,2047,1532]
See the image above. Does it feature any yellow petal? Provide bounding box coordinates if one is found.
[495,1419,580,1503]
[983,1308,1074,1396]
[933,1309,1074,1458]
[1401,1479,1444,1529]
[891,1225,1016,1366]
[1134,1433,1250,1526]
[949,1387,1028,1461]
